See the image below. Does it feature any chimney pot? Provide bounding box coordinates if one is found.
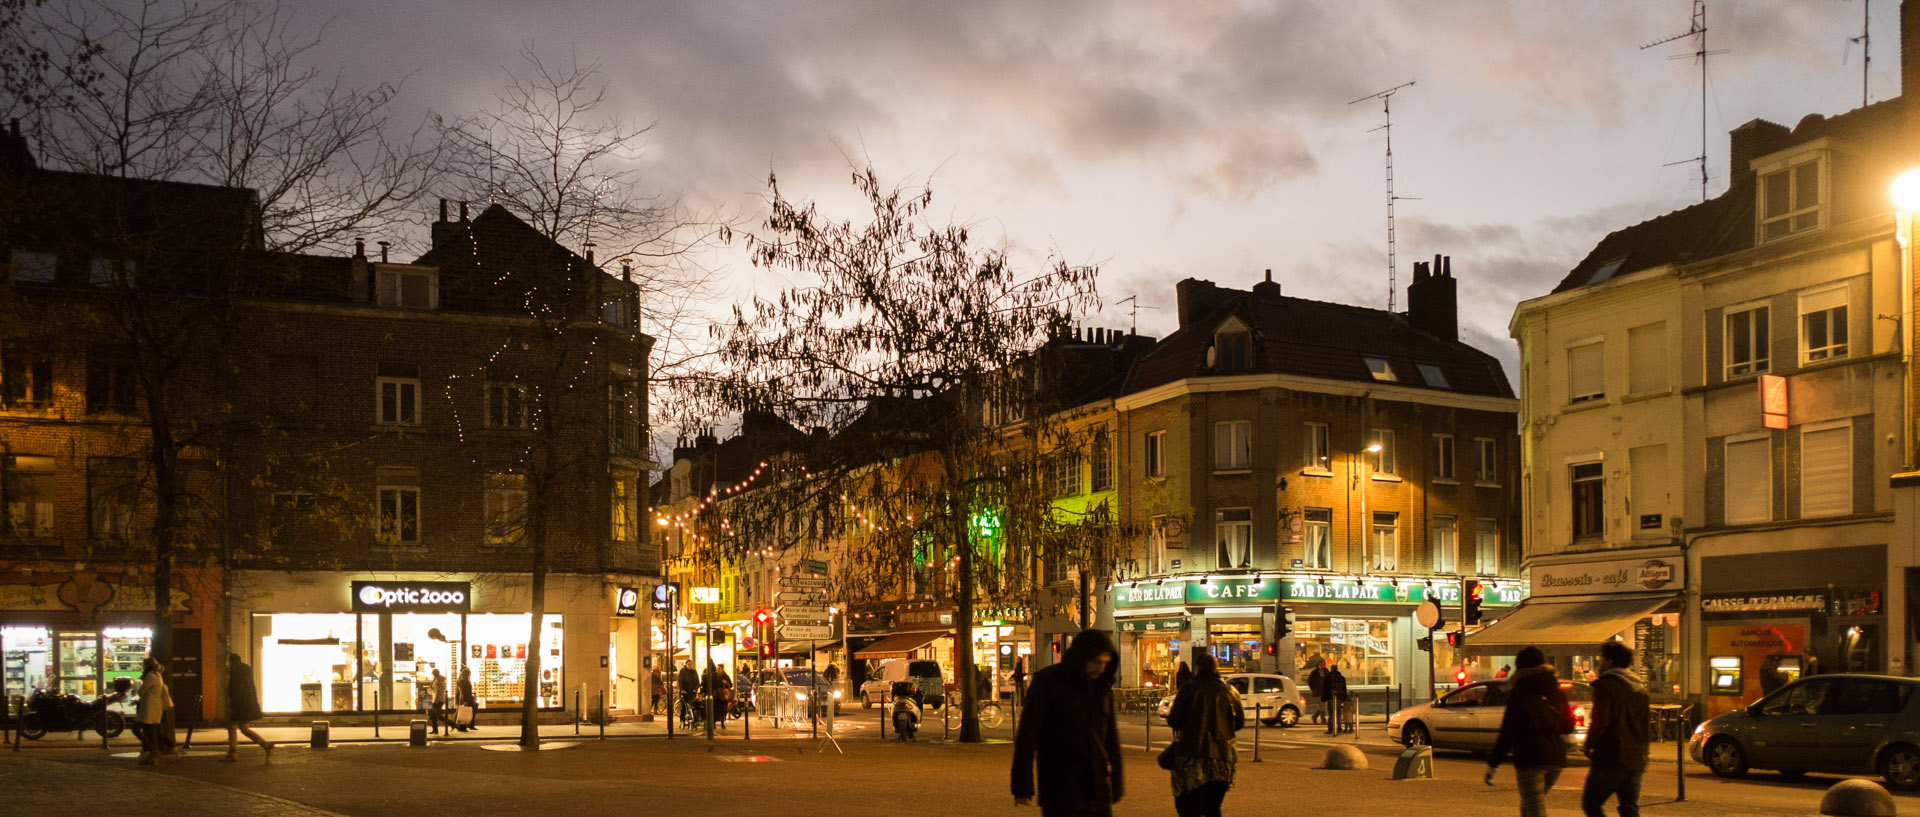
[354,238,365,259]
[438,199,448,223]
[459,201,470,222]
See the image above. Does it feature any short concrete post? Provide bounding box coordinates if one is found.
[409,719,428,746]
[1819,779,1896,817]
[309,721,329,749]
[1322,744,1369,770]
[1390,745,1433,779]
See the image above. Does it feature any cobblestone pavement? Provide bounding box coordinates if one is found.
[3,753,348,816]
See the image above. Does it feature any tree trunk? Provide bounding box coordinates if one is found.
[953,488,979,743]
[521,529,547,747]
[145,370,177,676]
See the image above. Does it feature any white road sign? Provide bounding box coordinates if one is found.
[780,624,832,641]
[776,591,822,603]
[781,576,829,589]
[778,605,830,619]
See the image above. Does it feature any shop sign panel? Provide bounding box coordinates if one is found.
[1111,582,1185,609]
[350,581,471,613]
[1187,578,1279,604]
[1529,557,1677,597]
[615,587,639,617]
[1701,593,1827,613]
[1116,617,1188,633]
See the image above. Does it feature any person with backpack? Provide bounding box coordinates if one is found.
[1485,646,1575,817]
[1582,642,1651,817]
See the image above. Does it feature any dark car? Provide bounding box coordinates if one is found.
[1689,673,1920,788]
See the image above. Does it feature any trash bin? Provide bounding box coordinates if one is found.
[300,683,323,713]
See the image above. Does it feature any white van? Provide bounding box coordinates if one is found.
[859,659,944,708]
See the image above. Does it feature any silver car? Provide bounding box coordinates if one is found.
[1387,679,1592,752]
[1689,674,1920,789]
[1157,672,1305,727]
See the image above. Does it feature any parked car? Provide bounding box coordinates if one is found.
[1386,679,1592,752]
[859,659,944,708]
[1690,673,1920,789]
[1155,672,1305,727]
[753,667,842,717]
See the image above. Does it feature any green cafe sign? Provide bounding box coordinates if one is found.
[1112,576,1522,610]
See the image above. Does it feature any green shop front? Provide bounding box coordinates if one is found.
[1110,574,1522,706]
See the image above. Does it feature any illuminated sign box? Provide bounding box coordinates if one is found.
[350,581,471,613]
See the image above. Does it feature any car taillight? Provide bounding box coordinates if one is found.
[1573,706,1587,729]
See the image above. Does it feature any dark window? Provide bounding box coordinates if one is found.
[1572,462,1604,541]
[1215,331,1251,372]
[86,350,139,414]
[1,347,53,409]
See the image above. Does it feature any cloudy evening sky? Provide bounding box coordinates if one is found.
[302,0,1905,386]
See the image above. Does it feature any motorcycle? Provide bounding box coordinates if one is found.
[19,677,131,740]
[890,682,920,741]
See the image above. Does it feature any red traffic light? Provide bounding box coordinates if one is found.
[753,609,772,625]
[1455,668,1468,684]
[759,643,773,657]
[1264,642,1277,656]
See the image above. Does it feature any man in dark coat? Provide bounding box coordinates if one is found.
[1582,642,1650,817]
[1307,659,1327,724]
[1485,646,1575,817]
[676,660,699,724]
[223,653,273,763]
[1012,629,1124,816]
[1320,662,1347,734]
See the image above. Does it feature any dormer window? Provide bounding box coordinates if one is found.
[1363,355,1397,382]
[1416,363,1450,389]
[1213,330,1251,372]
[376,264,438,309]
[1757,154,1824,242]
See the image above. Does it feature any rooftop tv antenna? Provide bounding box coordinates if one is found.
[1848,0,1871,107]
[1642,0,1727,202]
[1116,294,1159,335]
[1348,80,1417,312]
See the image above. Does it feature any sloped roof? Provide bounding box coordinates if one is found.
[1126,288,1513,399]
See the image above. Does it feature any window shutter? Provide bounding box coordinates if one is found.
[1215,423,1232,469]
[376,270,396,305]
[1724,439,1771,524]
[1800,427,1851,517]
[1799,286,1846,313]
[1568,343,1604,400]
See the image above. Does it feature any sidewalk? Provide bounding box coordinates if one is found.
[0,711,892,749]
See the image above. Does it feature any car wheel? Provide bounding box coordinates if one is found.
[1881,744,1920,790]
[1705,737,1748,778]
[863,692,874,710]
[1277,705,1299,728]
[1402,722,1430,748]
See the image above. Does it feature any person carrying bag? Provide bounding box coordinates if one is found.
[1162,652,1245,817]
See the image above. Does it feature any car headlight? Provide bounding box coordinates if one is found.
[795,692,807,701]
[833,690,842,699]
[1691,723,1706,738]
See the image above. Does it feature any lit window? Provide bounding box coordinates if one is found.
[1363,356,1397,382]
[1431,515,1457,574]
[1370,512,1398,571]
[1,344,53,409]
[486,474,527,546]
[1369,429,1396,475]
[3,455,55,537]
[1215,508,1252,569]
[1474,519,1500,574]
[1302,508,1332,570]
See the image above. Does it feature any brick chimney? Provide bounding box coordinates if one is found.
[1407,254,1457,341]
[1726,118,1792,191]
[1175,278,1225,328]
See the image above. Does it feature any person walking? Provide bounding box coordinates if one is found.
[1307,660,1326,724]
[427,668,452,734]
[1320,662,1347,735]
[455,666,478,732]
[223,653,274,763]
[1011,629,1124,816]
[1011,655,1028,704]
[1173,660,1193,691]
[677,659,699,725]
[1485,646,1575,817]
[134,657,168,765]
[1164,652,1244,817]
[1583,642,1650,817]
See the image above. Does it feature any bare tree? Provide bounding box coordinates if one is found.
[706,168,1107,741]
[0,0,438,668]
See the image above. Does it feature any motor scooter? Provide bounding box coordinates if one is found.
[20,676,132,740]
[890,682,920,741]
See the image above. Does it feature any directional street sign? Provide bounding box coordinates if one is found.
[801,559,829,574]
[780,624,832,640]
[781,576,829,589]
[776,591,822,603]
[779,605,830,623]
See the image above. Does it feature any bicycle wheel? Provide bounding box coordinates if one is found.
[943,703,961,730]
[978,703,1004,729]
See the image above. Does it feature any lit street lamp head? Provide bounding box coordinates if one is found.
[1893,170,1920,212]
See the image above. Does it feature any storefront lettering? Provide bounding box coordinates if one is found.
[1701,594,1826,613]
[1112,583,1184,608]
[350,581,471,613]
[1530,556,1677,597]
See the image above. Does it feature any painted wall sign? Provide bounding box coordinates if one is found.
[349,581,470,613]
[1528,557,1676,597]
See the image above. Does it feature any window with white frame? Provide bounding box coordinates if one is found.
[1799,286,1848,363]
[1431,515,1457,574]
[1568,341,1604,403]
[377,485,420,545]
[1216,508,1252,569]
[1759,159,1822,241]
[1148,514,1178,574]
[88,458,139,540]
[376,363,420,426]
[1303,422,1331,471]
[1370,512,1398,571]
[1369,429,1396,475]
[10,250,56,283]
[1571,461,1604,541]
[376,265,438,309]
[1725,304,1770,378]
[487,383,526,428]
[1800,424,1851,517]
[1474,518,1500,574]
[485,474,527,546]
[1215,420,1251,471]
[2,454,54,537]
[1051,449,1082,497]
[1724,436,1771,524]
[1303,508,1332,570]
[1145,430,1165,479]
[1432,434,1455,481]
[1090,427,1112,492]
[1475,438,1498,484]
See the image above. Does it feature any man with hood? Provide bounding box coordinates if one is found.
[1581,642,1650,817]
[1485,646,1574,817]
[1012,629,1124,816]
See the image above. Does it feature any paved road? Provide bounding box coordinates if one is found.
[8,714,1910,817]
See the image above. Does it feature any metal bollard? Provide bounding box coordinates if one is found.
[409,719,428,746]
[574,688,581,735]
[310,721,329,749]
[373,690,380,739]
[1250,703,1262,762]
[598,690,605,741]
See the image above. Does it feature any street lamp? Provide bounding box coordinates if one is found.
[1352,441,1384,572]
[1895,170,1920,470]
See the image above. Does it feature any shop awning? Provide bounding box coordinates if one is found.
[853,630,950,659]
[1464,593,1675,655]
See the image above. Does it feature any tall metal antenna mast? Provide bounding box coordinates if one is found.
[1116,294,1159,336]
[1642,0,1726,202]
[1850,0,1871,106]
[1349,80,1416,312]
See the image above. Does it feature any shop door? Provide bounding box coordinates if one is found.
[56,632,99,697]
[170,628,202,723]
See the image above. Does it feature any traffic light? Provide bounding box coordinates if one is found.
[1416,636,1433,652]
[760,642,773,657]
[1455,667,1469,685]
[753,609,772,625]
[1464,580,1484,625]
[1274,605,1293,639]
[1264,642,1277,657]
[1446,631,1462,647]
